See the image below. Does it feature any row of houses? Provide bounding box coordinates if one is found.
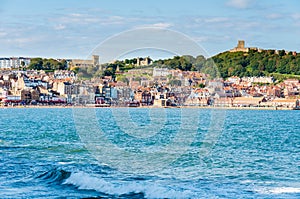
[185,77,300,108]
[124,67,299,108]
[0,68,299,108]
[0,57,31,69]
[186,92,299,108]
[0,70,134,106]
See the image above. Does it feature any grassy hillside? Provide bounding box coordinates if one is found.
[76,49,300,80]
[212,50,300,78]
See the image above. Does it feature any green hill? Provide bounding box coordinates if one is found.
[212,50,300,78]
[76,49,300,80]
[150,50,300,79]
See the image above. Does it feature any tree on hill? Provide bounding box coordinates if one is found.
[28,58,43,70]
[30,50,300,80]
[28,58,67,70]
[211,50,300,78]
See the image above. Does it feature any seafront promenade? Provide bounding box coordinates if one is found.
[0,104,294,110]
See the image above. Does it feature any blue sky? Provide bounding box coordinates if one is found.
[0,0,300,60]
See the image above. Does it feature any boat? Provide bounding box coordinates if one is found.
[128,101,140,107]
[86,103,110,107]
[95,103,110,107]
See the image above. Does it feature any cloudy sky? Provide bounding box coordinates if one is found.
[0,0,300,60]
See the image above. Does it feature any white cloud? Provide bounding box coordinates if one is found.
[14,38,36,43]
[99,16,125,25]
[291,13,300,27]
[70,13,85,17]
[193,36,209,42]
[193,35,231,43]
[54,24,66,30]
[56,14,126,26]
[2,37,40,47]
[152,23,173,28]
[136,23,173,29]
[203,17,229,23]
[0,31,7,37]
[266,13,282,20]
[291,13,300,20]
[193,17,241,29]
[226,0,253,9]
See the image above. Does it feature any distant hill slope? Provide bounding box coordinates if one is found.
[212,50,300,78]
[151,50,300,79]
[76,50,300,80]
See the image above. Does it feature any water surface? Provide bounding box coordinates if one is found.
[0,108,299,198]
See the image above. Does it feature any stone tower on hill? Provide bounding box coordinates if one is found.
[237,40,245,49]
[230,40,259,53]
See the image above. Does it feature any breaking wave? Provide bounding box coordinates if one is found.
[37,168,71,184]
[63,171,194,198]
[255,187,300,194]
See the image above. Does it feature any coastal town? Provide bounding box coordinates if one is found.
[1,41,300,109]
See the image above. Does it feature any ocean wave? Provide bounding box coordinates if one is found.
[37,168,71,184]
[58,161,76,165]
[63,171,194,198]
[255,187,300,194]
[0,145,34,150]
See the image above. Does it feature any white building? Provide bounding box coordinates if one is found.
[0,58,10,69]
[54,70,77,81]
[242,76,274,84]
[227,76,241,84]
[153,67,170,77]
[0,57,31,69]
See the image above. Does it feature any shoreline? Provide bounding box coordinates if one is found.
[0,105,295,110]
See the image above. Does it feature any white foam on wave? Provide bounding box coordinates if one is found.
[63,171,194,198]
[240,180,273,185]
[255,187,300,194]
[58,161,75,165]
[240,180,254,184]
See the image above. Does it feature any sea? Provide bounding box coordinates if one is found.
[0,108,299,199]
